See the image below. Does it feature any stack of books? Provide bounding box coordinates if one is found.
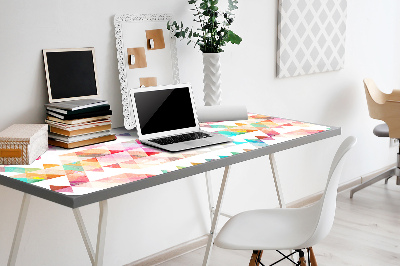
[45,99,116,148]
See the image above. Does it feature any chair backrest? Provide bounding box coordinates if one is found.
[302,136,356,248]
[364,78,380,120]
[364,78,387,120]
[364,78,400,105]
[363,78,400,138]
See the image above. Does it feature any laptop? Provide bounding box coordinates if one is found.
[130,84,231,152]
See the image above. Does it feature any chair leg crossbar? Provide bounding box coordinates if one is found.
[249,248,317,266]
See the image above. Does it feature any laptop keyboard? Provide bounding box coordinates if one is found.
[149,132,211,145]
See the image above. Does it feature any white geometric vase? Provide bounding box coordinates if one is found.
[202,53,222,106]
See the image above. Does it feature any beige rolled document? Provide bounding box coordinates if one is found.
[196,105,248,123]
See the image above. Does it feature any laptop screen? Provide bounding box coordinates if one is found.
[134,86,196,135]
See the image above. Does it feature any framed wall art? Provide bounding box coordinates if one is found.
[114,13,180,129]
[277,0,347,78]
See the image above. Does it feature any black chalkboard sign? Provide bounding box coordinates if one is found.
[43,48,99,102]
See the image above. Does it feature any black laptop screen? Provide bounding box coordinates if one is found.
[134,87,196,135]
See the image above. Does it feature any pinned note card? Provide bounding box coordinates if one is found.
[145,29,165,50]
[139,77,157,87]
[127,47,147,69]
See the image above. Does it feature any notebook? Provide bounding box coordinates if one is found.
[44,99,109,112]
[130,84,231,152]
[46,115,111,125]
[48,130,112,143]
[46,108,112,120]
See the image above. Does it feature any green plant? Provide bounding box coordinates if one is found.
[167,0,242,53]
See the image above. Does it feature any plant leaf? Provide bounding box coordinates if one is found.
[210,5,218,11]
[200,2,208,9]
[227,30,242,44]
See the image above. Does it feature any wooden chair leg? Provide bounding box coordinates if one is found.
[249,250,263,266]
[308,247,318,266]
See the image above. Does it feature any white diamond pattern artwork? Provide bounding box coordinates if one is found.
[277,0,347,78]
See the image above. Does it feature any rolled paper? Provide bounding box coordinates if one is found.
[196,105,248,123]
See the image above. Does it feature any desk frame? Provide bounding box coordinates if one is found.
[2,126,340,266]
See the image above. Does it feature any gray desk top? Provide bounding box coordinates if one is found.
[0,115,340,208]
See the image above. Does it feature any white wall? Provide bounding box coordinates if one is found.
[1,0,400,265]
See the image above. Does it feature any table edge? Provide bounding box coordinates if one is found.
[0,126,341,208]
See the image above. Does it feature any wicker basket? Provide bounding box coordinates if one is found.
[0,124,48,165]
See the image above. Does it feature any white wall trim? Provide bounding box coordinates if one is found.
[125,235,209,266]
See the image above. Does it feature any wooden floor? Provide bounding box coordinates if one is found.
[160,178,400,266]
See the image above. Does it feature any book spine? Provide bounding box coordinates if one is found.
[47,110,112,120]
[49,124,112,137]
[47,111,64,119]
[48,135,116,149]
[47,107,68,114]
[46,105,110,115]
[46,115,111,124]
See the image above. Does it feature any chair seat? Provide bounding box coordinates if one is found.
[214,203,320,251]
[373,123,389,137]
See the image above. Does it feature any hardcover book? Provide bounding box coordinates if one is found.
[46,115,112,125]
[46,104,110,115]
[44,99,108,111]
[46,119,111,131]
[48,135,116,149]
[49,130,112,143]
[49,124,112,137]
[47,109,112,120]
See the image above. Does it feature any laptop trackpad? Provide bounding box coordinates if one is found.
[186,139,212,147]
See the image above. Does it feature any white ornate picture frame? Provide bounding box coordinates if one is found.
[114,14,180,129]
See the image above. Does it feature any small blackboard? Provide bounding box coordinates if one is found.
[43,48,99,103]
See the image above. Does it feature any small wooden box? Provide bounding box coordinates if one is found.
[0,124,48,165]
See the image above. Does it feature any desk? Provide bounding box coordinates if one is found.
[0,114,340,266]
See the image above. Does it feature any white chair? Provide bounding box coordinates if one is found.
[214,136,357,266]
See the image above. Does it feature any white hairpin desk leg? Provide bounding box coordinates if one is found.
[205,171,214,222]
[73,200,108,266]
[73,208,95,265]
[269,153,286,208]
[202,166,231,266]
[8,193,31,266]
[95,200,108,266]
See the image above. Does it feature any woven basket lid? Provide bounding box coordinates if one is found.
[0,124,47,143]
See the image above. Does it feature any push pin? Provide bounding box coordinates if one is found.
[129,54,135,65]
[149,39,155,49]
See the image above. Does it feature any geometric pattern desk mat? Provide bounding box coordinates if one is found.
[0,114,330,196]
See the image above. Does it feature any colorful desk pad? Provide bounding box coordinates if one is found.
[0,114,330,196]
